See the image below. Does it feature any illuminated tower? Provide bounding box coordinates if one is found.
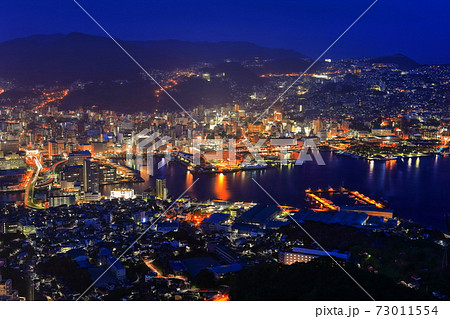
[156,178,167,200]
[313,119,323,134]
[274,110,282,122]
[83,158,99,194]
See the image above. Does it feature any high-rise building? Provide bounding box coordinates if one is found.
[67,150,92,166]
[156,178,167,200]
[341,120,350,132]
[48,140,56,157]
[312,119,323,134]
[274,110,282,122]
[83,158,99,194]
[317,130,328,142]
[99,165,116,183]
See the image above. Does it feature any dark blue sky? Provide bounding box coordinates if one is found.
[1,0,449,64]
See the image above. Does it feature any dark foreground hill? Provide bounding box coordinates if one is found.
[230,260,434,301]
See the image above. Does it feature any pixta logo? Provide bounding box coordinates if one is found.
[126,129,172,176]
[191,137,325,166]
[127,129,325,176]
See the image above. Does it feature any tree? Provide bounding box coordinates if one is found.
[195,269,217,289]
[230,259,433,301]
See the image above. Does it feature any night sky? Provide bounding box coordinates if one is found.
[1,0,449,64]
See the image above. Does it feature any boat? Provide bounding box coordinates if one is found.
[222,167,239,173]
[239,163,268,170]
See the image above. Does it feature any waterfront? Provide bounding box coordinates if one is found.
[103,151,450,231]
[3,151,449,230]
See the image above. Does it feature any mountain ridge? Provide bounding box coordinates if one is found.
[0,32,310,84]
[369,53,421,70]
[0,33,425,85]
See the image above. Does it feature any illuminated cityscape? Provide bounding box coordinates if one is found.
[0,0,450,311]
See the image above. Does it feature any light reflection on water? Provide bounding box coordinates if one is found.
[112,152,450,230]
[2,152,449,230]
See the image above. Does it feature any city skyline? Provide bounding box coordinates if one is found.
[1,0,450,309]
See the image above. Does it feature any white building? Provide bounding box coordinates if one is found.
[110,188,135,199]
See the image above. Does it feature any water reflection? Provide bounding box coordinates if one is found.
[185,171,193,189]
[385,159,395,171]
[3,152,442,230]
[369,160,374,178]
[214,173,230,200]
